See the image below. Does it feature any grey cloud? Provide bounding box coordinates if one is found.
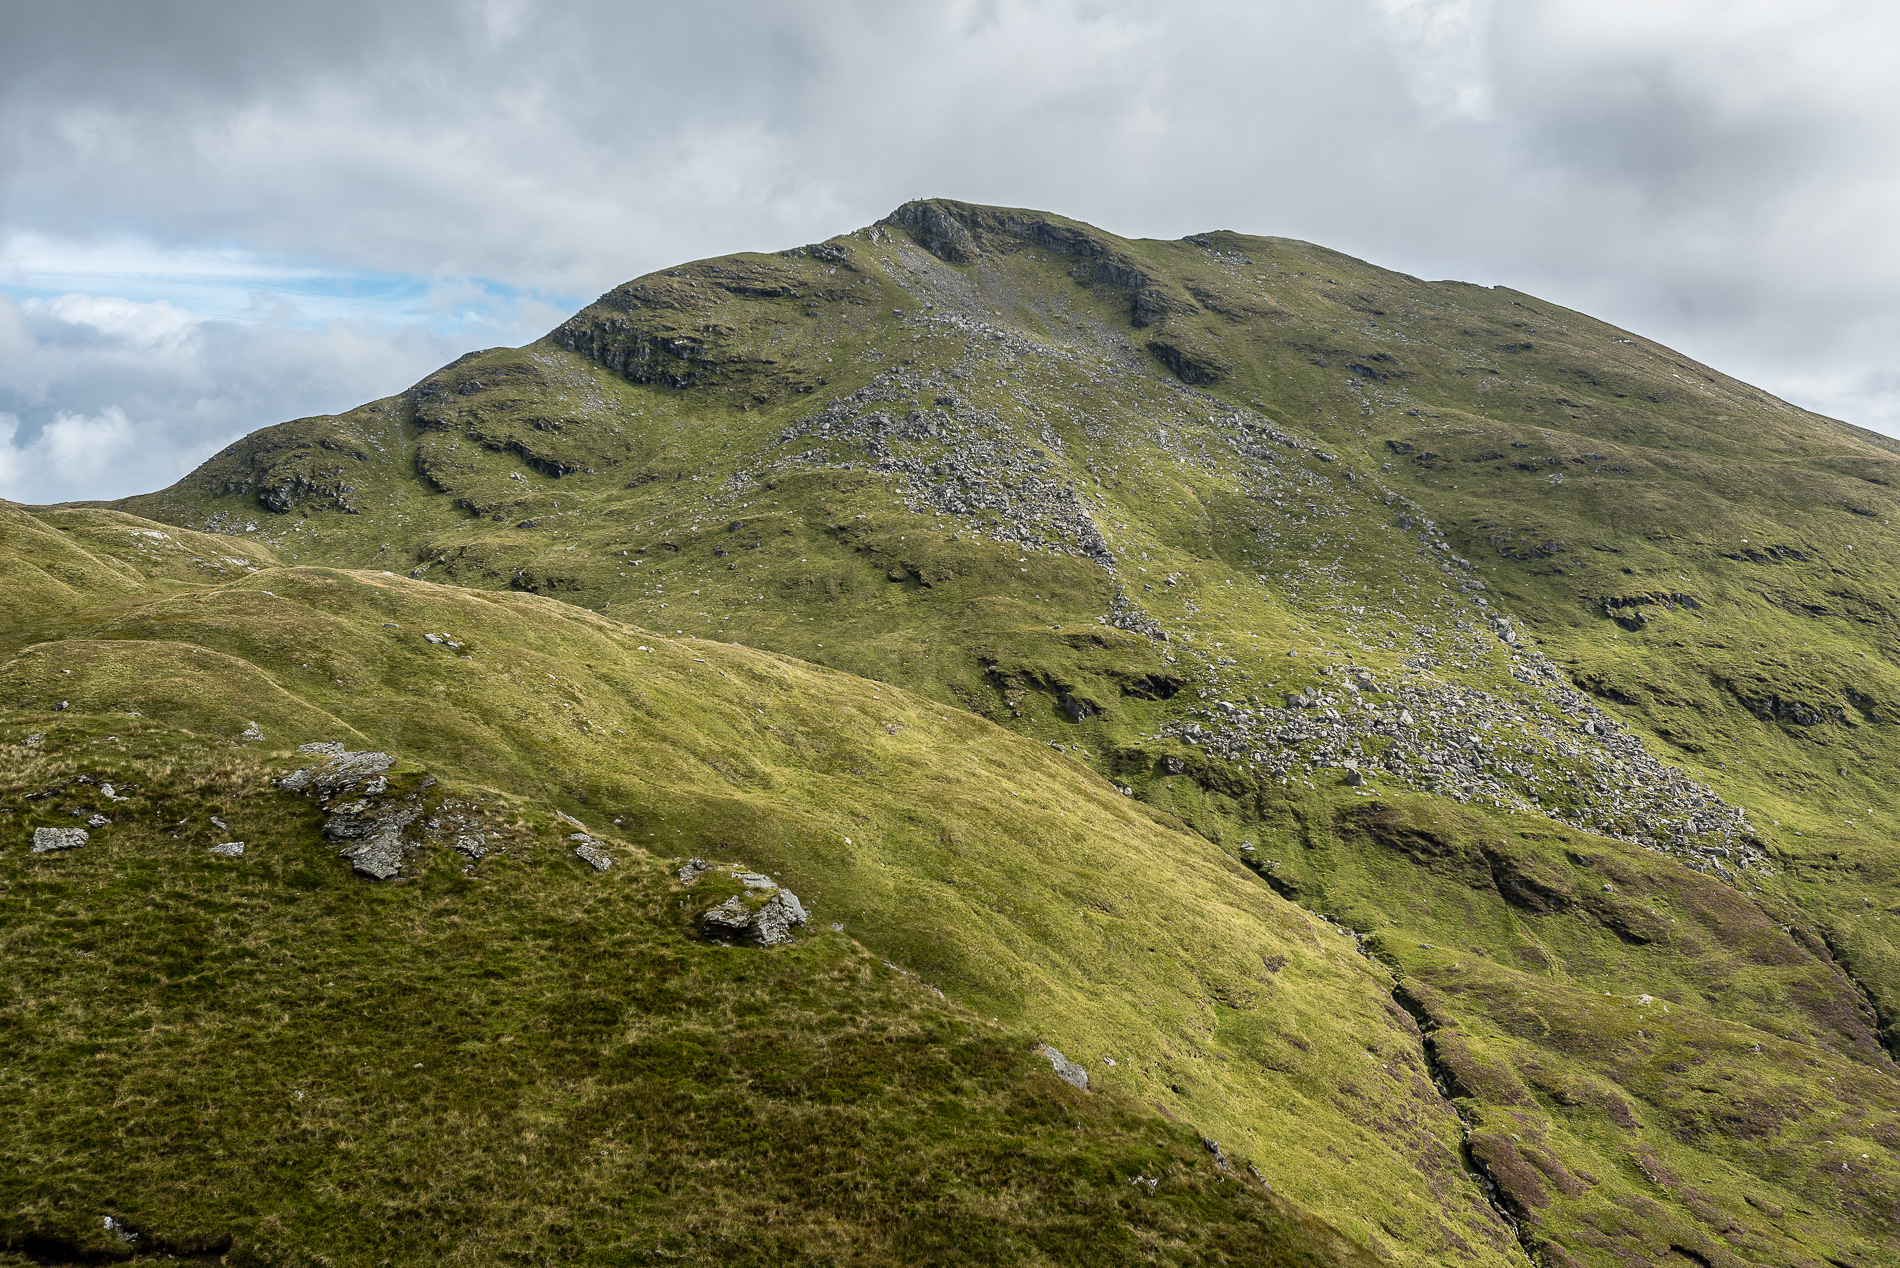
[0,293,484,502]
[3,0,1899,502]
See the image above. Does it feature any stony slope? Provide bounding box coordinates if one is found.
[16,197,1900,1263]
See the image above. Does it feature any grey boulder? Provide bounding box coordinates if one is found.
[1035,1044,1089,1090]
[32,827,88,853]
[571,835,613,871]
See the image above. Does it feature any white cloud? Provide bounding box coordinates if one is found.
[24,294,200,348]
[0,406,170,505]
[1378,0,1493,120]
[0,291,497,504]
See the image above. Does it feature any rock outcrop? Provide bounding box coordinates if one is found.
[680,858,810,946]
[278,742,427,880]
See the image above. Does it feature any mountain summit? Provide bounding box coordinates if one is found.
[9,200,1900,1265]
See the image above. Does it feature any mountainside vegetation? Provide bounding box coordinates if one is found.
[8,199,1900,1265]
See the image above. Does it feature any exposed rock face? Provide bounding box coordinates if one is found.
[1034,1044,1088,1090]
[1058,692,1097,723]
[278,742,425,880]
[1201,1137,1230,1170]
[682,861,810,946]
[260,470,360,514]
[31,826,87,853]
[880,198,1191,330]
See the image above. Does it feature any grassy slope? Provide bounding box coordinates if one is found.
[1,532,1479,1266]
[38,198,1900,1263]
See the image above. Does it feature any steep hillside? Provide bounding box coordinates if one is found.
[16,198,1900,1264]
[2,532,1414,1266]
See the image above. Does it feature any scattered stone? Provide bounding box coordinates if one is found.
[86,814,111,827]
[678,858,713,884]
[23,733,44,747]
[240,721,265,742]
[1162,630,1763,871]
[32,827,88,853]
[1202,1137,1230,1170]
[1035,1044,1089,1090]
[427,796,496,861]
[54,700,68,712]
[211,841,245,857]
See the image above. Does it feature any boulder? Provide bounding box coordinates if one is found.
[1034,1044,1089,1090]
[702,890,807,945]
[572,836,613,870]
[31,826,88,853]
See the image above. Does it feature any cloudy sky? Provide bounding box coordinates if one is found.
[4,0,1898,503]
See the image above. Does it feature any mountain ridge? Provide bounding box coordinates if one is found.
[9,198,1900,1266]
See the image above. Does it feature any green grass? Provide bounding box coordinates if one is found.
[0,734,1373,1267]
[18,195,1900,1264]
[2,560,1502,1265]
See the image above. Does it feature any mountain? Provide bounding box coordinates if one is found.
[9,198,1900,1266]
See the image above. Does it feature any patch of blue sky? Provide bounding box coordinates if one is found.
[0,232,581,337]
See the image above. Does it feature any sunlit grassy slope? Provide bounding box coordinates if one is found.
[18,197,1900,1264]
[2,539,1471,1266]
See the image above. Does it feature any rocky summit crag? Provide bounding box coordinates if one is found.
[5,199,1900,1266]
